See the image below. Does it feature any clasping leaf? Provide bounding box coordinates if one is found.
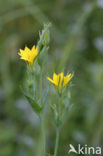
[25,94,42,114]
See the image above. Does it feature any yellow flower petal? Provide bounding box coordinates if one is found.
[47,77,55,85]
[53,73,59,86]
[31,45,35,50]
[63,73,73,87]
[25,47,31,52]
[59,72,64,88]
[47,73,59,87]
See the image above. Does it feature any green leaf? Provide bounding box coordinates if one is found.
[25,95,42,114]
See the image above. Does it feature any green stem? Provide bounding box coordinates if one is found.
[40,67,43,105]
[40,114,46,156]
[40,67,46,156]
[54,127,60,156]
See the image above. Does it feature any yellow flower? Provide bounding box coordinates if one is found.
[47,72,73,88]
[18,46,38,66]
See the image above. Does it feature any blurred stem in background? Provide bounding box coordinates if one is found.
[59,0,98,71]
[0,4,48,26]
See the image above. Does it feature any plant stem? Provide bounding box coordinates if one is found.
[40,67,43,105]
[40,114,46,156]
[54,127,60,156]
[40,67,46,156]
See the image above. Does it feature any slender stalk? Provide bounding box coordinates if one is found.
[54,127,60,156]
[40,67,43,105]
[39,67,46,156]
[40,114,46,156]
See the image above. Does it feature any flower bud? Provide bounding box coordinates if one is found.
[38,23,51,51]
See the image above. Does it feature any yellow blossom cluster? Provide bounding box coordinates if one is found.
[18,46,38,66]
[47,72,73,88]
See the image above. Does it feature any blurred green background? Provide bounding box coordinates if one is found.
[0,0,103,156]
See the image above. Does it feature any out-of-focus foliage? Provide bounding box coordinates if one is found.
[0,0,103,156]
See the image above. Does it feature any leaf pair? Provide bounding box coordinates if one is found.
[25,94,42,114]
